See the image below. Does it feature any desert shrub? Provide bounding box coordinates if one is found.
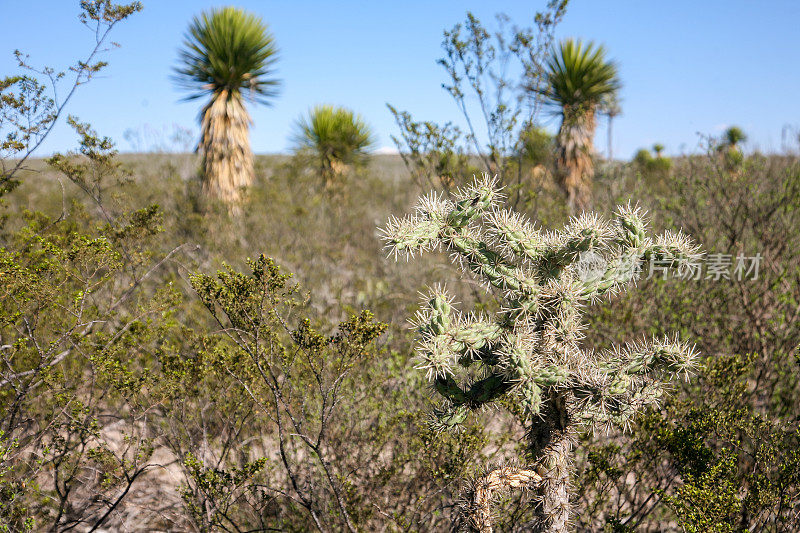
[0,5,150,530]
[388,105,478,192]
[519,125,554,168]
[572,147,800,532]
[519,124,556,186]
[0,121,174,530]
[633,147,671,176]
[0,1,142,196]
[0,123,507,531]
[153,254,509,531]
[633,148,653,168]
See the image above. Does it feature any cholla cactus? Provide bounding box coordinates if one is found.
[381,175,701,532]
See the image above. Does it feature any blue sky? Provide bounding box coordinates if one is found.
[2,0,799,158]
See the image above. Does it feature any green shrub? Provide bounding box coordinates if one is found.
[633,148,653,167]
[519,125,555,168]
[633,147,672,175]
[388,104,478,192]
[575,148,800,531]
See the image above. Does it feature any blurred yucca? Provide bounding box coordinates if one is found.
[724,126,746,148]
[719,126,747,169]
[292,105,375,189]
[538,39,620,212]
[174,7,280,206]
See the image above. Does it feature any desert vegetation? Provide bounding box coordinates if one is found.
[1,1,799,532]
[382,176,700,531]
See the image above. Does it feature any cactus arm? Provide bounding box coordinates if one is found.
[579,221,701,299]
[447,232,529,292]
[605,335,699,378]
[430,372,517,429]
[445,175,499,228]
[484,209,548,263]
[643,229,703,266]
[415,290,506,375]
[381,213,445,258]
[433,373,515,408]
[579,249,642,297]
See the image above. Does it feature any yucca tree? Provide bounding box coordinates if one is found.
[538,39,620,212]
[720,126,747,169]
[292,105,375,189]
[174,7,279,205]
[724,126,746,149]
[652,143,665,158]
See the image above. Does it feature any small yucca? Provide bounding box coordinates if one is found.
[292,105,375,188]
[718,126,747,169]
[724,126,746,148]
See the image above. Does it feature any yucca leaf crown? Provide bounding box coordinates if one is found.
[174,6,280,104]
[725,126,747,146]
[293,105,375,161]
[541,38,620,110]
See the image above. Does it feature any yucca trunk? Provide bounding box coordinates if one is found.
[199,88,253,205]
[320,154,348,190]
[555,105,597,213]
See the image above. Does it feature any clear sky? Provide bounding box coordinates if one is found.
[2,0,799,158]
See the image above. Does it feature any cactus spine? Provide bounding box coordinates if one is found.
[382,175,700,532]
